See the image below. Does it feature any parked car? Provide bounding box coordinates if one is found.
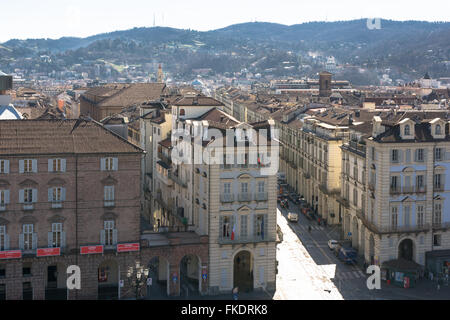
[328,240,339,250]
[337,247,358,264]
[288,212,299,222]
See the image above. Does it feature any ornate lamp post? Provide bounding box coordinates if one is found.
[126,260,149,300]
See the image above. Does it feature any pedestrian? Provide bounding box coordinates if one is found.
[232,287,239,300]
[430,272,434,281]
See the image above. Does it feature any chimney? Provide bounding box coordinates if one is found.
[372,116,384,138]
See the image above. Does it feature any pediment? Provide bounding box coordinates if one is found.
[0,179,10,187]
[19,179,38,187]
[101,175,118,185]
[0,217,10,225]
[101,212,118,221]
[48,177,66,186]
[47,214,66,224]
[19,215,38,224]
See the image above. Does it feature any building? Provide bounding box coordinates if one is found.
[340,112,450,282]
[80,83,168,121]
[142,94,279,294]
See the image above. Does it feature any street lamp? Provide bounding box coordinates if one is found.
[126,260,149,300]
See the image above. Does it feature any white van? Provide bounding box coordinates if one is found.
[288,212,298,222]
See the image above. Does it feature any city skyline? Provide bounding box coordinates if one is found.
[1,0,449,42]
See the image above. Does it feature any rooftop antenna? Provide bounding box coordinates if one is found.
[153,13,156,27]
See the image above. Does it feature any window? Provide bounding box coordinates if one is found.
[404,124,410,136]
[221,216,231,239]
[371,147,375,161]
[258,181,265,193]
[433,234,441,247]
[104,186,115,207]
[434,174,443,190]
[0,226,6,251]
[0,284,5,301]
[180,109,185,116]
[0,160,9,174]
[21,224,35,251]
[404,206,410,227]
[416,175,424,191]
[435,124,442,135]
[353,166,358,181]
[20,188,37,209]
[50,223,62,248]
[240,215,248,239]
[22,282,32,300]
[435,148,443,161]
[0,190,9,209]
[433,203,442,226]
[391,150,399,163]
[391,207,398,229]
[390,176,399,192]
[49,158,65,172]
[0,265,5,278]
[223,183,231,194]
[255,215,266,240]
[417,205,424,227]
[353,188,358,206]
[102,221,116,246]
[101,157,118,171]
[22,262,32,277]
[416,149,424,162]
[22,159,34,173]
[241,182,248,193]
[49,187,65,207]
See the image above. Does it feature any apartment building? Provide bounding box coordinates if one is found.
[143,95,279,294]
[340,113,450,277]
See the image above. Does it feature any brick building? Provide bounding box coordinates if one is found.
[0,119,210,300]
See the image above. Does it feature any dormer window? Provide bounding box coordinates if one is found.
[435,124,442,135]
[404,125,410,136]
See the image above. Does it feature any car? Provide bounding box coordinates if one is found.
[328,240,339,250]
[287,212,299,222]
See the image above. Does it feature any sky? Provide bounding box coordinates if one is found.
[0,0,449,42]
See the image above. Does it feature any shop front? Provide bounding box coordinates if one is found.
[426,249,450,280]
[381,259,423,288]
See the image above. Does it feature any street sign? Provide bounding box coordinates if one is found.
[172,272,178,283]
[147,278,152,286]
[117,243,140,253]
[0,250,21,260]
[37,247,60,257]
[80,245,103,255]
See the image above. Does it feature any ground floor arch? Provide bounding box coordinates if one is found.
[399,238,414,261]
[180,254,201,297]
[352,217,359,251]
[233,250,254,293]
[98,259,119,300]
[146,256,170,298]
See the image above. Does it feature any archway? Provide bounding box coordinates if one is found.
[344,213,351,239]
[45,262,67,300]
[369,234,375,265]
[360,227,366,260]
[147,256,170,298]
[398,239,414,261]
[98,260,119,300]
[352,217,359,251]
[180,254,201,297]
[233,250,253,293]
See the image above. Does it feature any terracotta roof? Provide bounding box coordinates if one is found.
[0,120,143,155]
[158,138,172,149]
[82,83,167,107]
[173,96,223,107]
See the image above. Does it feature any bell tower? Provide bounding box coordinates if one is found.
[157,64,164,83]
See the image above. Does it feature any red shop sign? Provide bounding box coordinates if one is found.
[0,250,22,259]
[37,248,61,257]
[117,243,140,253]
[80,245,104,255]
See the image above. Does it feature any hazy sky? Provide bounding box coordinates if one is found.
[1,0,448,42]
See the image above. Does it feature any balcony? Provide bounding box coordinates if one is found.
[218,235,276,245]
[255,192,268,201]
[220,194,234,203]
[238,193,252,202]
[432,222,450,230]
[434,185,445,192]
[336,196,350,208]
[389,187,401,195]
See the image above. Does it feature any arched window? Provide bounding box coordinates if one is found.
[435,124,442,135]
[404,124,410,136]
